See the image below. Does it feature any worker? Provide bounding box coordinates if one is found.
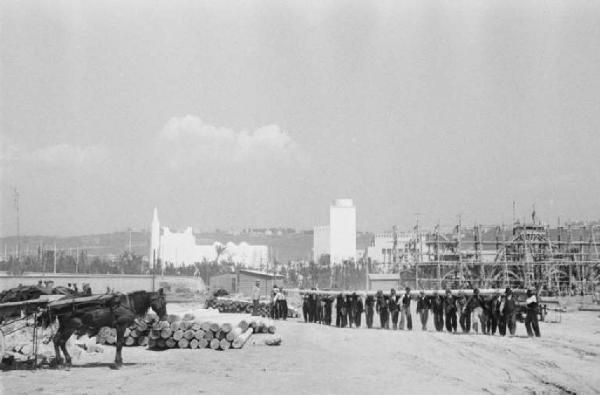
[365,293,375,328]
[340,292,348,328]
[252,281,261,316]
[302,294,309,323]
[431,291,445,331]
[315,292,322,324]
[399,287,412,330]
[354,292,363,328]
[272,288,280,320]
[389,289,400,330]
[376,290,389,329]
[281,290,288,320]
[456,290,470,333]
[525,289,541,337]
[489,292,501,335]
[308,289,317,323]
[444,289,457,333]
[324,296,333,325]
[416,290,430,330]
[469,288,487,334]
[335,293,344,327]
[320,294,327,325]
[346,294,354,328]
[500,287,517,336]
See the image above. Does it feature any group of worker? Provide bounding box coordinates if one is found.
[301,287,542,337]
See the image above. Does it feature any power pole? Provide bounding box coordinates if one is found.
[53,243,57,274]
[13,188,20,260]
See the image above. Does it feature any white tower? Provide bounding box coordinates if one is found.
[150,207,160,269]
[329,199,356,265]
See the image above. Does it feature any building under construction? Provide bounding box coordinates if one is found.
[367,217,600,294]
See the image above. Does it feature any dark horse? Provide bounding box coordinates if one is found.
[43,289,167,369]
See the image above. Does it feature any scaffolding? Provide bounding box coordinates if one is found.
[371,222,600,294]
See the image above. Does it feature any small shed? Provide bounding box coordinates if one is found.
[367,273,400,292]
[208,269,284,298]
[237,269,284,299]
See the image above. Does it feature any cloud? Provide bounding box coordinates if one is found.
[24,143,108,167]
[157,115,307,168]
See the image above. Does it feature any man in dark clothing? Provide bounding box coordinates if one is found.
[389,289,400,330]
[354,293,363,328]
[341,293,349,328]
[336,293,344,327]
[456,290,470,333]
[315,293,322,324]
[302,294,310,323]
[500,287,517,336]
[444,289,457,333]
[281,290,288,320]
[489,292,501,335]
[400,287,412,330]
[376,291,389,329]
[416,290,430,330]
[309,290,319,323]
[525,289,541,337]
[468,288,487,334]
[365,294,375,328]
[345,294,354,328]
[431,291,445,331]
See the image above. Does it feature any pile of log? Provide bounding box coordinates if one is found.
[93,313,277,351]
[146,316,275,351]
[206,297,298,318]
[97,313,158,347]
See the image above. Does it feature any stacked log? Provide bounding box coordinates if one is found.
[147,319,272,351]
[206,297,298,318]
[97,313,158,347]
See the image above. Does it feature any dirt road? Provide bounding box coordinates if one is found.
[2,310,599,394]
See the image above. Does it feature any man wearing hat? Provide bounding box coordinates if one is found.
[431,290,445,331]
[489,291,501,335]
[500,287,517,335]
[416,290,430,330]
[456,290,470,333]
[389,288,400,330]
[365,292,375,329]
[399,287,413,330]
[443,289,458,333]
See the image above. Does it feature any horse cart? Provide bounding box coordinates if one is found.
[0,295,65,367]
[0,294,115,369]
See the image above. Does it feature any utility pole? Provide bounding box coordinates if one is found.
[53,243,57,274]
[129,230,132,253]
[13,188,20,260]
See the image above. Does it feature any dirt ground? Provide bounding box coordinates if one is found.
[1,305,599,395]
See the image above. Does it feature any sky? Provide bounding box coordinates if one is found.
[1,0,600,237]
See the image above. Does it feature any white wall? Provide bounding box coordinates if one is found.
[329,199,356,265]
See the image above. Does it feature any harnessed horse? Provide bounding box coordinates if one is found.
[44,289,167,369]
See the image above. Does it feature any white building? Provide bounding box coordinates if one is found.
[330,199,356,265]
[149,208,269,269]
[366,232,415,264]
[312,199,357,265]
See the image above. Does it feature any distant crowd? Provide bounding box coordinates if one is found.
[301,287,542,338]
